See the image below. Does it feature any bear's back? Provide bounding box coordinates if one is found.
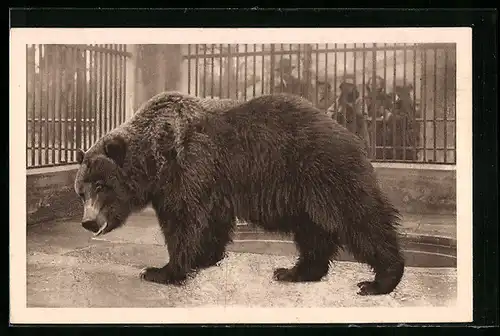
[197,93,372,182]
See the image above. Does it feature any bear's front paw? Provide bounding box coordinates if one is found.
[356,280,389,295]
[273,267,325,282]
[273,267,297,282]
[139,266,186,286]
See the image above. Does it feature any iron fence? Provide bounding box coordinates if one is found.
[26,44,130,168]
[183,43,456,164]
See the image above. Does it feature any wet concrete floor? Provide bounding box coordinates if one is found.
[27,209,457,308]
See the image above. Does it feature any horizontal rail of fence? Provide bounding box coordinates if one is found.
[183,43,457,164]
[26,44,129,168]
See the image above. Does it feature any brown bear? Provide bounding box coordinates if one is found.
[74,91,405,296]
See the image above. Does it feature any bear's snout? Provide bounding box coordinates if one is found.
[82,220,100,233]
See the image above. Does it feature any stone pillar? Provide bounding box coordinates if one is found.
[132,45,183,112]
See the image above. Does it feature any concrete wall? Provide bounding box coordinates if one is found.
[373,163,456,215]
[26,164,456,226]
[27,165,82,226]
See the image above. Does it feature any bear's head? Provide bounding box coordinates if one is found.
[74,134,131,237]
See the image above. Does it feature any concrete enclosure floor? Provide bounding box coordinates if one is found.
[26,209,458,309]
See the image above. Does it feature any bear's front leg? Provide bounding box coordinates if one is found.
[140,215,205,286]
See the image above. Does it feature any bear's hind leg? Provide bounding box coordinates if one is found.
[345,215,405,295]
[273,216,340,283]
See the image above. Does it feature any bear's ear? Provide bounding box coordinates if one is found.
[76,149,85,165]
[104,136,127,167]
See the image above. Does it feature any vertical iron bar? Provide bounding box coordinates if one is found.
[261,44,265,95]
[98,45,104,138]
[121,45,126,123]
[296,44,301,94]
[122,45,127,122]
[342,44,347,128]
[115,46,120,127]
[443,47,449,163]
[103,44,109,135]
[412,45,418,161]
[26,44,30,166]
[91,47,97,144]
[194,44,199,96]
[252,44,256,98]
[362,44,366,151]
[325,44,329,116]
[315,44,319,106]
[187,44,191,95]
[113,45,119,129]
[333,44,337,119]
[82,47,88,150]
[38,45,44,165]
[50,45,57,164]
[235,45,239,99]
[243,44,248,101]
[88,47,93,146]
[382,44,387,160]
[219,44,223,98]
[279,44,284,93]
[71,46,78,162]
[118,45,123,125]
[74,47,82,161]
[203,44,207,97]
[43,45,50,165]
[289,44,294,95]
[109,45,114,130]
[108,45,113,131]
[402,45,407,161]
[352,44,357,135]
[211,44,215,98]
[30,45,36,166]
[422,48,428,162]
[392,46,397,160]
[270,44,275,94]
[63,46,70,163]
[227,44,231,98]
[112,45,118,127]
[57,45,63,163]
[433,48,438,162]
[371,44,378,159]
[120,45,125,123]
[88,47,93,143]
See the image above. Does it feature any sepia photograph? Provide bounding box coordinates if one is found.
[10,27,472,324]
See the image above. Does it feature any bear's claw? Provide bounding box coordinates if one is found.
[139,266,186,286]
[273,267,295,281]
[356,280,391,295]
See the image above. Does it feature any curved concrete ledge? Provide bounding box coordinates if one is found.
[229,231,456,268]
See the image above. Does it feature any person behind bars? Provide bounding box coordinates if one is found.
[272,58,311,100]
[329,75,371,153]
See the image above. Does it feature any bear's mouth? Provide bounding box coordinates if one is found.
[82,220,112,237]
[94,222,110,237]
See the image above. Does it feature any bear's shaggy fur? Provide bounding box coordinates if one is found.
[74,91,405,296]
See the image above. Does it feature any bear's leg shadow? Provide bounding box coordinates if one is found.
[345,217,405,296]
[273,215,341,282]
